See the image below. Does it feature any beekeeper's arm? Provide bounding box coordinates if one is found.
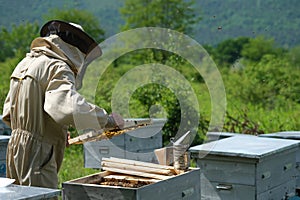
[44,63,122,130]
[2,90,11,127]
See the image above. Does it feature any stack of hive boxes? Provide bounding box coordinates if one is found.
[190,135,299,200]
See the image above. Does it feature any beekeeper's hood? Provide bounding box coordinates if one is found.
[31,20,102,89]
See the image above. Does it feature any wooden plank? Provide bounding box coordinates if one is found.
[102,167,173,180]
[101,161,174,176]
[102,157,181,175]
[102,157,172,170]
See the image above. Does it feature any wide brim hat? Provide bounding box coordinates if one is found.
[40,20,102,60]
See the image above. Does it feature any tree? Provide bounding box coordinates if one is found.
[214,37,250,66]
[119,0,201,64]
[130,83,203,145]
[227,54,300,107]
[0,22,39,62]
[44,8,105,43]
[120,0,200,34]
[119,0,202,144]
[287,45,300,69]
[241,36,285,62]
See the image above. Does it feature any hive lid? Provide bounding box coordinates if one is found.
[189,135,300,160]
[0,135,10,142]
[259,131,300,140]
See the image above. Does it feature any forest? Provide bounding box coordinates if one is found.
[0,0,299,188]
[1,0,300,47]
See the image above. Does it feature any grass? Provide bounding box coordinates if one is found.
[58,144,98,189]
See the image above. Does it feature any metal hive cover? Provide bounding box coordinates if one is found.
[0,135,10,143]
[189,135,299,159]
[259,131,300,140]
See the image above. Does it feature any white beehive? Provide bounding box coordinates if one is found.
[190,136,299,200]
[84,118,165,168]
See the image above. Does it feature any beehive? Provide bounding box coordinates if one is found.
[84,118,165,168]
[0,135,10,177]
[190,136,299,200]
[62,168,200,200]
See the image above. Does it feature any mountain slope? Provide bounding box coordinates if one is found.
[0,0,299,47]
[194,0,300,47]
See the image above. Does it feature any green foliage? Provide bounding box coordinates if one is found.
[226,54,300,107]
[287,45,300,69]
[0,22,39,62]
[119,0,201,65]
[219,40,300,134]
[224,111,265,135]
[120,0,200,34]
[241,36,285,62]
[223,101,300,134]
[58,144,98,188]
[129,83,204,146]
[0,57,23,114]
[214,37,250,66]
[130,84,181,144]
[44,8,105,42]
[194,0,300,47]
[1,1,300,48]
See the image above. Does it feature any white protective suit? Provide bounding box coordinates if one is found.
[2,34,112,188]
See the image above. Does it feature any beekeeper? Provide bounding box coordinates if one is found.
[2,20,124,189]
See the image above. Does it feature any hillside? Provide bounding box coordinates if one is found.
[0,0,299,47]
[195,0,300,47]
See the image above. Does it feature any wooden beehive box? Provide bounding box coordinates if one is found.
[62,167,200,200]
[190,136,299,200]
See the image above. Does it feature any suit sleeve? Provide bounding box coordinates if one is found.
[44,64,109,130]
[2,90,11,127]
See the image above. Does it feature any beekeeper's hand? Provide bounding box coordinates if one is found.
[66,131,71,147]
[105,112,125,130]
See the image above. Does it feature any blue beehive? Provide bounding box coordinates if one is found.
[0,115,11,135]
[0,135,10,177]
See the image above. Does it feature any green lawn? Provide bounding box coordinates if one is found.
[58,144,98,189]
